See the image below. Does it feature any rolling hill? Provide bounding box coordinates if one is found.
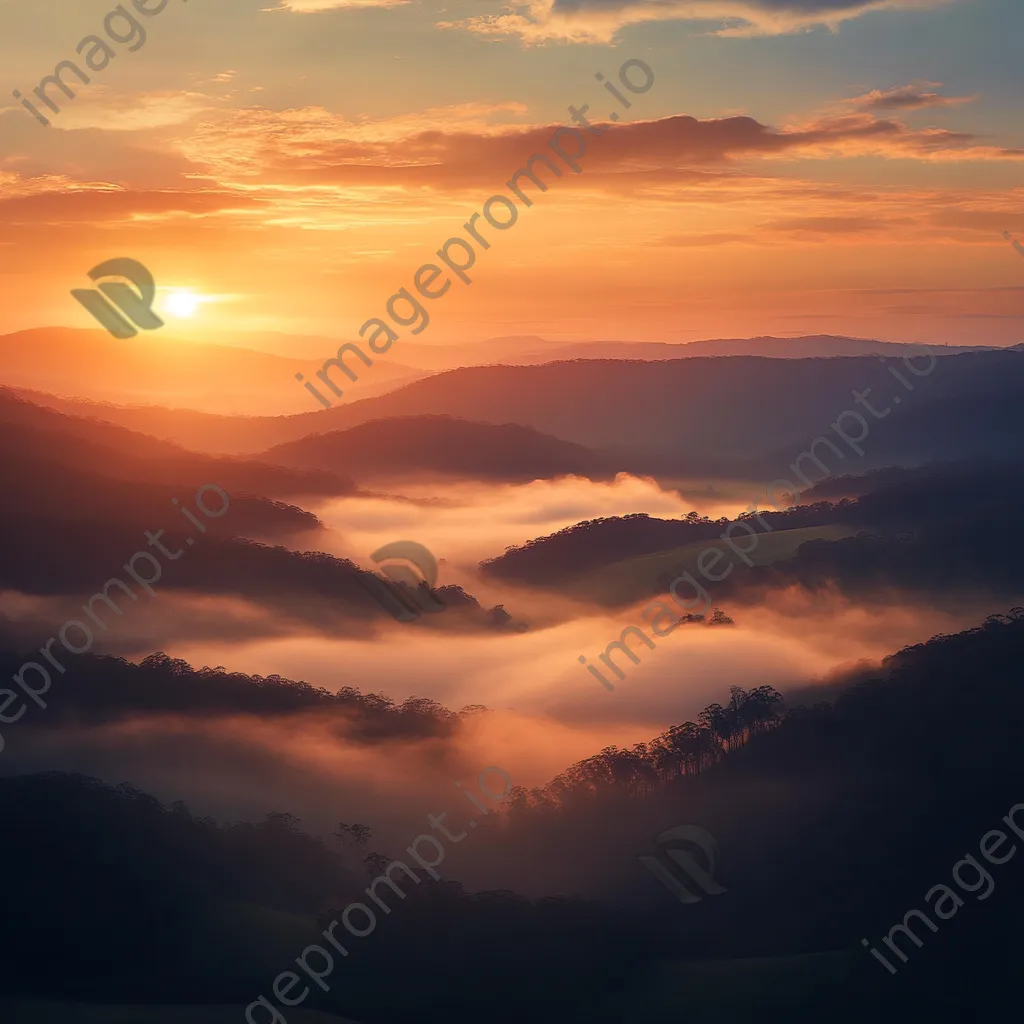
[15,351,1024,483]
[0,389,356,499]
[258,415,618,481]
[478,460,1024,608]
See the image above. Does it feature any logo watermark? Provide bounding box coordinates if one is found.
[863,799,1024,974]
[358,541,446,622]
[71,257,164,339]
[638,825,727,905]
[1003,229,1024,260]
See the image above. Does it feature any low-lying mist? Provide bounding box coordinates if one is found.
[2,588,1000,883]
[1,470,1012,899]
[313,473,704,573]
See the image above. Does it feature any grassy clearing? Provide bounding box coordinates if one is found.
[570,523,860,605]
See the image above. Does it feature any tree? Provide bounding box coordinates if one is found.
[334,822,371,850]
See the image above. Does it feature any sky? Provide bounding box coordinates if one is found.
[1,0,1024,350]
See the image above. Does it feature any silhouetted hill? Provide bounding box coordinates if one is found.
[0,516,516,640]
[0,650,468,739]
[0,395,519,635]
[523,334,988,362]
[800,465,937,500]
[259,415,617,481]
[479,511,762,585]
[0,767,369,1003]
[0,764,651,1022]
[0,390,356,499]
[0,440,321,542]
[480,462,1024,610]
[4,615,1024,1023]
[484,610,1024,1024]
[18,353,1024,478]
[683,463,1024,611]
[468,614,1024,1013]
[383,334,991,370]
[302,352,1018,475]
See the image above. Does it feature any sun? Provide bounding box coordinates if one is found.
[164,289,200,319]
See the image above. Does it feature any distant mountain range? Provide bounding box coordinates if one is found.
[8,329,1008,421]
[0,389,355,499]
[15,350,1024,483]
[399,333,1001,369]
[0,328,427,415]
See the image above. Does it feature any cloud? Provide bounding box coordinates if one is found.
[44,90,215,133]
[442,0,953,44]
[270,0,412,10]
[851,82,977,112]
[177,106,1024,196]
[759,214,895,234]
[4,99,1019,254]
[0,182,264,224]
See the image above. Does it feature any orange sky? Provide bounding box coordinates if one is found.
[2,0,1023,350]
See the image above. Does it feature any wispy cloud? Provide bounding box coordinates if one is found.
[43,89,215,132]
[269,0,412,11]
[172,106,1024,195]
[759,214,896,235]
[851,81,977,112]
[442,0,954,44]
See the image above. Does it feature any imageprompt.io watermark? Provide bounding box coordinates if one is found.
[13,0,192,128]
[578,345,939,691]
[0,483,230,754]
[638,825,727,905]
[71,257,164,339]
[862,799,1024,975]
[245,766,514,1024]
[295,56,656,410]
[1003,229,1024,261]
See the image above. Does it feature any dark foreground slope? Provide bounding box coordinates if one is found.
[3,613,1024,1023]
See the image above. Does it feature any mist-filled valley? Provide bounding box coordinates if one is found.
[5,2,1024,1019]
[3,320,1024,1024]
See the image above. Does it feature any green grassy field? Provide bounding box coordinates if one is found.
[569,523,860,605]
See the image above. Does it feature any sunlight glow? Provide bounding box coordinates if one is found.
[164,289,200,319]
